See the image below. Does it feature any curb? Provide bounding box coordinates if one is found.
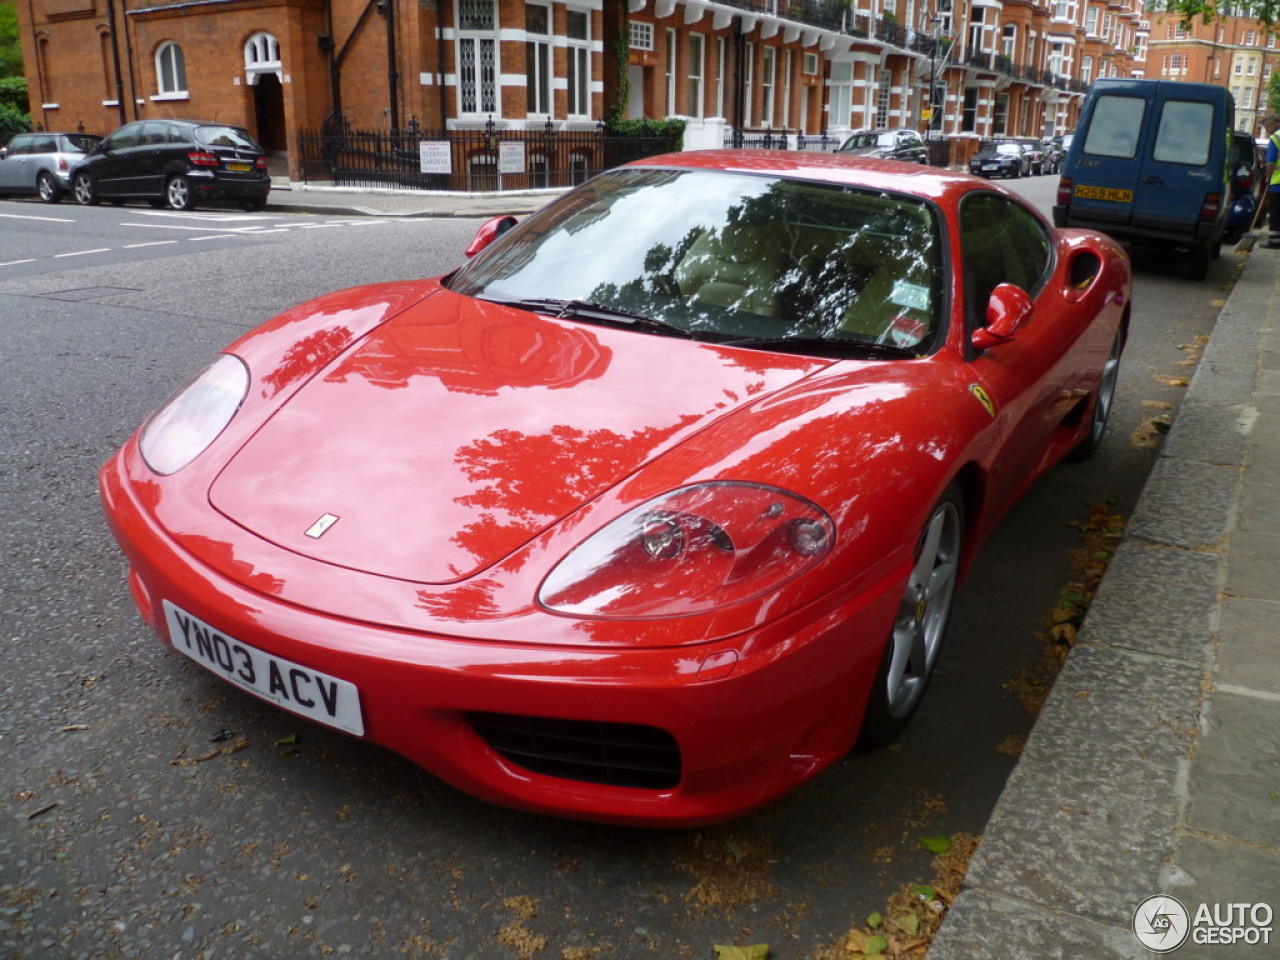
[929,247,1275,960]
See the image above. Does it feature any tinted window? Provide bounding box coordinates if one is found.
[195,125,260,149]
[1153,100,1213,166]
[1083,95,1146,159]
[5,135,32,155]
[62,135,98,153]
[103,125,141,150]
[960,194,1052,323]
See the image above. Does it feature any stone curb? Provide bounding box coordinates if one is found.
[929,249,1275,960]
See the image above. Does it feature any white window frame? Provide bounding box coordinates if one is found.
[828,61,853,129]
[155,40,187,98]
[665,28,676,116]
[716,38,726,118]
[761,46,776,126]
[782,49,792,128]
[743,42,755,126]
[456,0,498,117]
[525,4,552,117]
[629,21,654,52]
[566,8,592,119]
[687,33,705,119]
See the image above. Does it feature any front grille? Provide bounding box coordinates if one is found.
[468,712,682,790]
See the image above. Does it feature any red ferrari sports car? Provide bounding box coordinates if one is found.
[100,150,1130,827]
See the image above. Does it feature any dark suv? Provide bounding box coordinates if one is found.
[72,120,270,211]
[837,128,928,164]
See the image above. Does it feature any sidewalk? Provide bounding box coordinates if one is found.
[931,245,1280,958]
[264,178,558,219]
[266,179,1280,956]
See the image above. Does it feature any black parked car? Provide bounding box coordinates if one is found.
[968,141,1030,179]
[72,120,270,211]
[836,128,929,164]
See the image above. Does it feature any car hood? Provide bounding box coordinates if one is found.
[209,288,827,584]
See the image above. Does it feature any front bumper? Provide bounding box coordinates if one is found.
[99,447,903,827]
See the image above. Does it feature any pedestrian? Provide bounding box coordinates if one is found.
[1263,113,1280,248]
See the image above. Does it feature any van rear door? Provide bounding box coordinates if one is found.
[1132,92,1227,241]
[1068,87,1149,230]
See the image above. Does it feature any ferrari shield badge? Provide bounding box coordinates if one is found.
[304,513,340,539]
[969,384,996,418]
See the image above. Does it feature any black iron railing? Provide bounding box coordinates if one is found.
[297,117,682,192]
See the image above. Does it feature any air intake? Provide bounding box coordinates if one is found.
[468,712,681,790]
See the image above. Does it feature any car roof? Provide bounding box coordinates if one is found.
[623,148,989,205]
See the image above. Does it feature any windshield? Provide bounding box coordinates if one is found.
[449,168,943,351]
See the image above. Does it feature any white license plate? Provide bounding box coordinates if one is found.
[982,164,999,170]
[163,600,364,736]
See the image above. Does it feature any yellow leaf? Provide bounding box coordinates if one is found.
[714,945,769,960]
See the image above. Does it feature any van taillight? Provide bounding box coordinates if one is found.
[187,151,220,167]
[1057,177,1073,206]
[1200,193,1223,222]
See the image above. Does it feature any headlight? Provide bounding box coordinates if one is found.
[139,354,249,475]
[538,482,835,620]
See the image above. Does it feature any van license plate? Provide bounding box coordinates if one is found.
[1074,184,1133,203]
[163,600,365,736]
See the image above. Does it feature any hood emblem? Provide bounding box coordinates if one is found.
[304,513,340,539]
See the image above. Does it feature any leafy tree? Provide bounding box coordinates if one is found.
[0,1,21,77]
[1161,0,1278,29]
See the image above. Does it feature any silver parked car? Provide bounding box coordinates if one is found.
[0,131,101,203]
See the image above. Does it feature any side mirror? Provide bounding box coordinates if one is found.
[465,215,518,258]
[971,282,1034,351]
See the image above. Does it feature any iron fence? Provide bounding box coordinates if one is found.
[725,128,842,152]
[297,117,682,192]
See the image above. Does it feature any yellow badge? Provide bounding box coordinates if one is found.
[970,384,996,418]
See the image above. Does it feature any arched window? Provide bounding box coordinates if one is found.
[156,41,187,96]
[244,31,282,84]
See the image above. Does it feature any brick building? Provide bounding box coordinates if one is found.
[14,0,1145,181]
[1144,10,1280,138]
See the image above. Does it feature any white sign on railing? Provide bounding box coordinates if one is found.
[419,141,451,174]
[498,141,525,174]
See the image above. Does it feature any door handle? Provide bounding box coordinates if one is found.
[1142,176,1163,186]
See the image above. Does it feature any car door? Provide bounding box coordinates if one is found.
[959,193,1086,510]
[91,124,143,197]
[135,122,177,197]
[1066,87,1149,230]
[1132,93,1227,234]
[0,134,32,190]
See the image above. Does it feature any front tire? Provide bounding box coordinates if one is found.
[167,175,195,211]
[38,172,63,203]
[858,484,964,749]
[73,172,99,206]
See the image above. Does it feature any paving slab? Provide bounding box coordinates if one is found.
[1163,832,1280,960]
[1216,598,1280,694]
[928,890,1148,960]
[1184,690,1280,849]
[962,644,1203,928]
[1126,458,1240,550]
[1076,540,1218,663]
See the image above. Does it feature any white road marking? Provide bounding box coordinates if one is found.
[0,213,75,223]
[54,248,111,258]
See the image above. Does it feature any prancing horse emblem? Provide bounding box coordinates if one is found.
[305,513,340,539]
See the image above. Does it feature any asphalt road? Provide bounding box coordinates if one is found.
[0,189,1237,959]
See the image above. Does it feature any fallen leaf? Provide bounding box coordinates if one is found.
[919,835,951,855]
[713,945,769,960]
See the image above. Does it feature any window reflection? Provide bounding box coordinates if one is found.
[450,169,944,351]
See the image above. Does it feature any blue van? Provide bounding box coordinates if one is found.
[1053,79,1234,280]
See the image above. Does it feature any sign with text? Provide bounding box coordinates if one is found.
[419,141,451,175]
[498,141,525,174]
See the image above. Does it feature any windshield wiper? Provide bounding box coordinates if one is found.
[720,336,920,359]
[482,296,697,339]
